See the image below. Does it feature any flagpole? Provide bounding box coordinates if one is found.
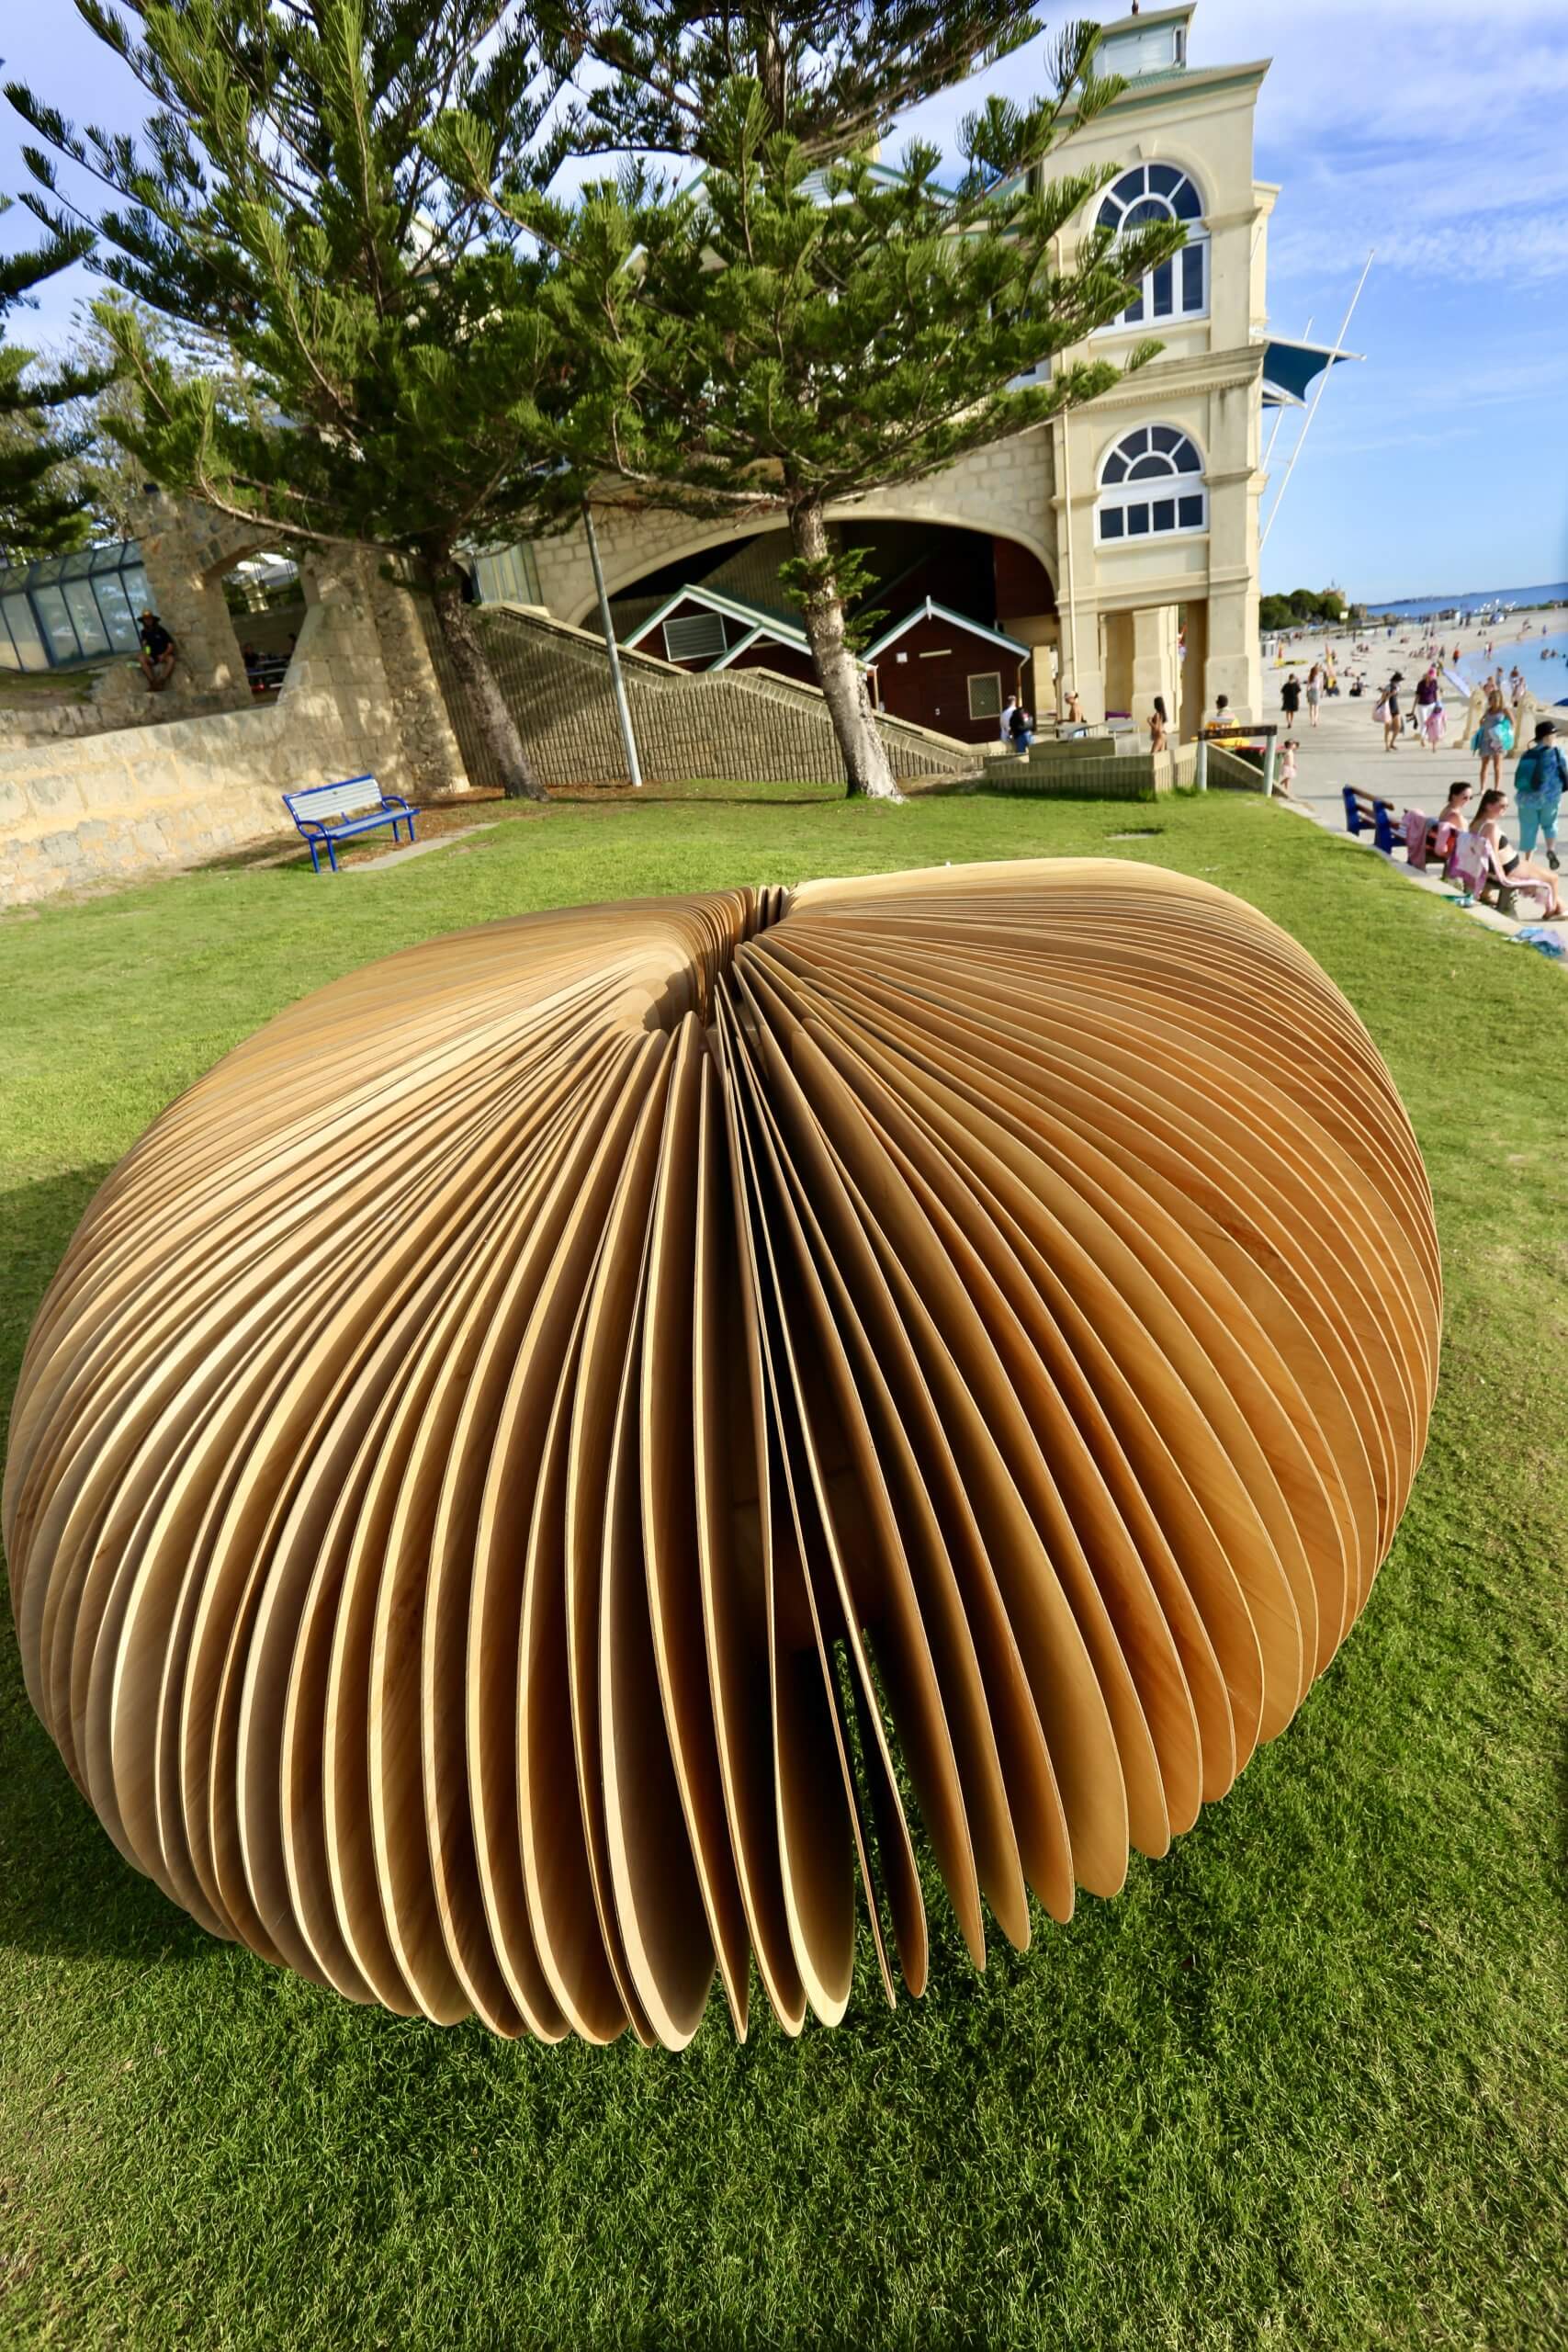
[1260,253,1373,553]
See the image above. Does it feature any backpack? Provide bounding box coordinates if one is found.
[1517,743,1567,796]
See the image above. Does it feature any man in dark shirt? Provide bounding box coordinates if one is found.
[138,610,177,691]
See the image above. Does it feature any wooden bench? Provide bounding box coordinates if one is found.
[284,775,417,873]
[1341,786,1401,854]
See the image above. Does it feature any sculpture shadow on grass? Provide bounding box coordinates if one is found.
[0,1166,213,1975]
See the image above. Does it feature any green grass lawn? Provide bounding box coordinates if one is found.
[1,790,1564,2350]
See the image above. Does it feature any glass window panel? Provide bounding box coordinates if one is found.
[91,571,141,652]
[1152,261,1174,316]
[1152,500,1177,532]
[121,567,152,617]
[1121,288,1145,323]
[1126,503,1150,537]
[1172,178,1202,220]
[1098,194,1122,229]
[966,672,1003,720]
[1174,436,1201,472]
[1100,507,1124,540]
[2,594,49,670]
[1178,494,1205,529]
[1128,454,1168,480]
[1101,452,1127,484]
[121,540,142,570]
[1181,243,1206,311]
[1126,197,1167,227]
[62,578,110,656]
[1145,164,1181,197]
[30,555,67,584]
[1150,424,1180,453]
[31,584,82,662]
[91,542,124,573]
[0,607,18,670]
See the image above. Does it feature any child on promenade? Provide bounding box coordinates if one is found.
[1276,738,1298,797]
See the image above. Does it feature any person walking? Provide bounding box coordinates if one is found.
[1147,696,1168,755]
[1472,688,1513,793]
[1414,664,1443,752]
[1514,718,1566,870]
[1304,663,1324,729]
[1280,671,1302,725]
[1377,673,1404,751]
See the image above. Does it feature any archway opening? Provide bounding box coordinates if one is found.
[599,518,1058,741]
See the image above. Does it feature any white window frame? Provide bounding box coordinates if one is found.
[1095,425,1209,547]
[967,672,1004,720]
[1094,164,1209,334]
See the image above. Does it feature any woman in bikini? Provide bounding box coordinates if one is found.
[1473,787,1563,916]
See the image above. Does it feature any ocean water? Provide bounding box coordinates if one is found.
[1450,628,1568,705]
[1368,580,1568,621]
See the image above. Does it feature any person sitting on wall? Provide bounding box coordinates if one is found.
[999,693,1019,748]
[1008,700,1034,755]
[1202,694,1240,737]
[1064,687,1085,726]
[138,610,178,691]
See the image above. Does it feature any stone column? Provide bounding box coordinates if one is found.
[368,571,470,797]
[123,492,264,709]
[1204,581,1262,724]
[1131,604,1179,732]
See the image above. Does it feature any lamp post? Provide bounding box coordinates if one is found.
[581,499,643,791]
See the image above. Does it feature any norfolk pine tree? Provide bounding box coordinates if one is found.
[7,2,590,800]
[477,6,1186,797]
[0,189,113,559]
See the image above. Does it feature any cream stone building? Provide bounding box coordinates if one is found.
[492,1,1344,740]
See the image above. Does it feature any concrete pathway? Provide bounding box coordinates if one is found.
[344,824,497,872]
[1255,684,1565,973]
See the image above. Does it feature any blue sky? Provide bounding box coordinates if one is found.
[4,0,1566,603]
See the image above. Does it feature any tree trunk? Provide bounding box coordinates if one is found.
[789,501,901,802]
[427,555,548,802]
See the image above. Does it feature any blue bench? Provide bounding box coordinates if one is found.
[284,775,416,872]
[1342,785,1401,854]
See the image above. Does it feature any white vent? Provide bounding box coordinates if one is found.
[663,611,727,664]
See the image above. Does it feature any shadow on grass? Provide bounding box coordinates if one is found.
[1,1167,217,1978]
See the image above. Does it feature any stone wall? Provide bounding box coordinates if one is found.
[986,740,1197,799]
[423,604,976,792]
[0,550,468,906]
[530,435,1057,629]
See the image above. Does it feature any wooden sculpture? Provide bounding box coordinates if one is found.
[2,860,1439,2046]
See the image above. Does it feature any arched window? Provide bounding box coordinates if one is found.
[1096,164,1208,327]
[1097,426,1207,543]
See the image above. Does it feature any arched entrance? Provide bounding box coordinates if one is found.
[585,516,1060,739]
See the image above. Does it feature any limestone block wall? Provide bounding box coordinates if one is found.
[986,741,1196,799]
[530,432,1057,628]
[0,558,468,906]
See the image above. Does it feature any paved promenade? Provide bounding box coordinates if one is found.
[1246,672,1564,967]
